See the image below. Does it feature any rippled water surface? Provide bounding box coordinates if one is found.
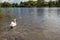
[0,8,60,40]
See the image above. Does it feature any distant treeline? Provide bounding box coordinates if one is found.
[0,1,60,7]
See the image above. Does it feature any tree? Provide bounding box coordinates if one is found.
[12,3,19,7]
[19,2,25,7]
[57,0,60,7]
[1,2,12,7]
[37,0,44,7]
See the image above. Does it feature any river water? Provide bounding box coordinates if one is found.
[0,8,60,40]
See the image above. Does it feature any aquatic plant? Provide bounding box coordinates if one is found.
[0,14,12,21]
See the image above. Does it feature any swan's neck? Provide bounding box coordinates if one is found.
[13,20,16,23]
[13,19,16,23]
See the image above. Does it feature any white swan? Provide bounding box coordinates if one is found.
[10,19,17,29]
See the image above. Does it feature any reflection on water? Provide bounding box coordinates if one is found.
[0,8,60,40]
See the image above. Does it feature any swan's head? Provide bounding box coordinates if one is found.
[14,19,16,22]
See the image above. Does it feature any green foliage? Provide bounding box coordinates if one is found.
[0,2,12,7]
[48,1,57,7]
[12,3,19,7]
[56,0,60,7]
[20,1,37,7]
[0,0,60,7]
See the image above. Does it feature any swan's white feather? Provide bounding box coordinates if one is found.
[10,19,17,27]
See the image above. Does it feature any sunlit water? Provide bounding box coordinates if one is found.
[0,8,60,40]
